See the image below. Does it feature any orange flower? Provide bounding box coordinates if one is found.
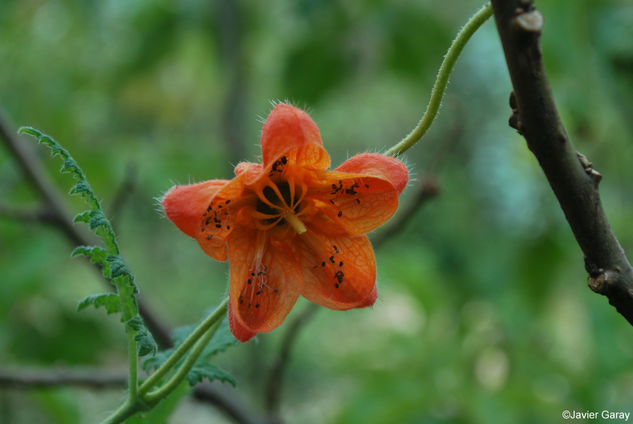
[162,104,408,341]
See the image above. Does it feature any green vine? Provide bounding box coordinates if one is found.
[385,3,493,157]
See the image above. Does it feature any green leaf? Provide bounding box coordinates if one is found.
[77,293,121,315]
[19,126,119,255]
[200,318,238,359]
[142,314,237,374]
[127,316,157,357]
[71,245,108,268]
[18,126,156,369]
[107,255,138,293]
[69,180,91,196]
[186,362,236,387]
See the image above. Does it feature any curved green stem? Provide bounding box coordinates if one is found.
[385,2,493,157]
[99,397,143,424]
[138,296,229,395]
[145,320,221,403]
[100,297,229,424]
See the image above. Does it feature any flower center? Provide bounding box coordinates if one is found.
[255,180,307,234]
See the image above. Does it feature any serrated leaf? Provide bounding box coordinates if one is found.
[88,209,109,230]
[69,180,91,196]
[186,362,236,387]
[73,210,91,224]
[19,126,153,372]
[107,255,130,279]
[71,245,108,265]
[19,126,118,254]
[77,293,121,314]
[107,255,137,293]
[127,315,157,357]
[142,350,171,373]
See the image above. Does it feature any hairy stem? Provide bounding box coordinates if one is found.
[385,2,493,157]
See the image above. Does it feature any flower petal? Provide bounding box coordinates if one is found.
[296,230,376,310]
[162,180,229,238]
[234,161,264,185]
[228,302,257,342]
[305,169,402,236]
[261,104,330,169]
[336,153,408,194]
[228,228,304,339]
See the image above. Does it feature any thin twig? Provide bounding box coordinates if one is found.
[108,162,137,226]
[370,178,440,248]
[216,0,248,170]
[264,303,319,422]
[194,381,267,424]
[490,0,633,323]
[0,202,59,225]
[0,367,127,389]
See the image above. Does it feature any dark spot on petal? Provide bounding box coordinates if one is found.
[255,303,260,308]
[337,211,342,218]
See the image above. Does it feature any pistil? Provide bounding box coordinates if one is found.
[284,211,307,234]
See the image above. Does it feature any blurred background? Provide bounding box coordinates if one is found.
[1,0,633,422]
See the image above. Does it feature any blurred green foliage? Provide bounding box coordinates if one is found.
[1,0,633,423]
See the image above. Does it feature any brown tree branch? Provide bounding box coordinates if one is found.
[0,202,59,225]
[107,162,137,226]
[370,178,440,247]
[216,0,248,170]
[490,0,633,324]
[0,367,127,389]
